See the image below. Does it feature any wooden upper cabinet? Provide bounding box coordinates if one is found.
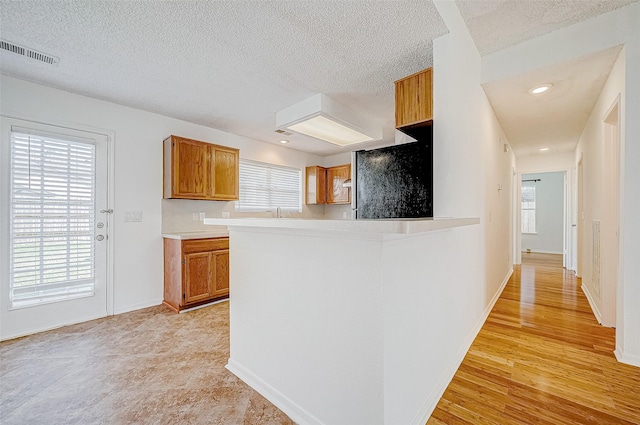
[169,136,211,199]
[326,164,351,205]
[305,164,350,205]
[212,146,239,200]
[305,166,327,205]
[395,68,433,130]
[163,135,239,200]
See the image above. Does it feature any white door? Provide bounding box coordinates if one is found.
[0,117,110,340]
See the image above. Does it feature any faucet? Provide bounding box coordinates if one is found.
[276,207,282,218]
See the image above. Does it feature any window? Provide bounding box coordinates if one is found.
[521,185,536,234]
[235,159,302,212]
[10,130,96,308]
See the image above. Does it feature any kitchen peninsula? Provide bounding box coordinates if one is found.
[204,217,481,425]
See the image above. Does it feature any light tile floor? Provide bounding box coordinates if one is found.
[0,302,294,425]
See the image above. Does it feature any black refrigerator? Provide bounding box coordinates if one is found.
[354,138,433,219]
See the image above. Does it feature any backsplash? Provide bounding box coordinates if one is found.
[162,199,325,233]
[322,204,353,220]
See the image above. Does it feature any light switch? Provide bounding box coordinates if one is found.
[125,211,142,222]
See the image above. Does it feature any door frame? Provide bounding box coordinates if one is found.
[0,113,115,339]
[514,168,572,268]
[577,155,583,278]
[601,94,621,328]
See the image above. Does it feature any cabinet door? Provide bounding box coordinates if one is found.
[305,166,327,205]
[172,136,211,199]
[395,68,432,128]
[184,251,213,304]
[212,250,230,297]
[327,165,351,204]
[211,146,239,200]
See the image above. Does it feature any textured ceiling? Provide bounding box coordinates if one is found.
[456,0,638,55]
[0,1,635,158]
[482,45,623,157]
[0,0,447,156]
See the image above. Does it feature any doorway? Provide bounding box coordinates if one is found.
[520,171,567,263]
[0,117,112,340]
[600,97,620,327]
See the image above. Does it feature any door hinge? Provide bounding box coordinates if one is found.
[183,293,185,300]
[182,258,185,265]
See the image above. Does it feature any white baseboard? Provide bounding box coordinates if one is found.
[226,358,325,425]
[410,267,514,425]
[614,348,640,368]
[113,298,163,315]
[0,312,107,341]
[581,285,602,324]
[1,298,164,341]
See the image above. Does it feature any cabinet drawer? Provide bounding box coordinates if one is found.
[183,238,229,253]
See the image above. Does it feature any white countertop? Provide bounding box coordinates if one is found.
[162,230,229,240]
[203,217,479,234]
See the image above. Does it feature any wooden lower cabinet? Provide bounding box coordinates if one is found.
[164,237,229,312]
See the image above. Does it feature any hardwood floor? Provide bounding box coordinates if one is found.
[0,301,294,425]
[428,253,640,424]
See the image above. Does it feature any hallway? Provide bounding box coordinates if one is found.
[429,253,640,424]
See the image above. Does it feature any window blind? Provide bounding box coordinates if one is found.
[521,185,536,234]
[236,159,302,212]
[10,131,96,308]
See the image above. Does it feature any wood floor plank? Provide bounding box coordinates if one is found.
[428,253,640,424]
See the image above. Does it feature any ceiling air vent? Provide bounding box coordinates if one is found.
[0,39,59,65]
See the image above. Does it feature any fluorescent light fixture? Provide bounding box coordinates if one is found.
[530,84,552,94]
[276,94,382,147]
[288,116,372,146]
[539,147,550,151]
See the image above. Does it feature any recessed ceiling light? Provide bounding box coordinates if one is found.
[530,84,552,94]
[539,147,550,152]
[279,140,289,144]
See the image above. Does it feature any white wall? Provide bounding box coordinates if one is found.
[433,0,515,306]
[382,225,482,425]
[224,222,481,425]
[518,151,574,173]
[482,2,640,366]
[575,49,625,328]
[0,75,325,337]
[227,228,386,425]
[383,1,517,420]
[521,172,565,254]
